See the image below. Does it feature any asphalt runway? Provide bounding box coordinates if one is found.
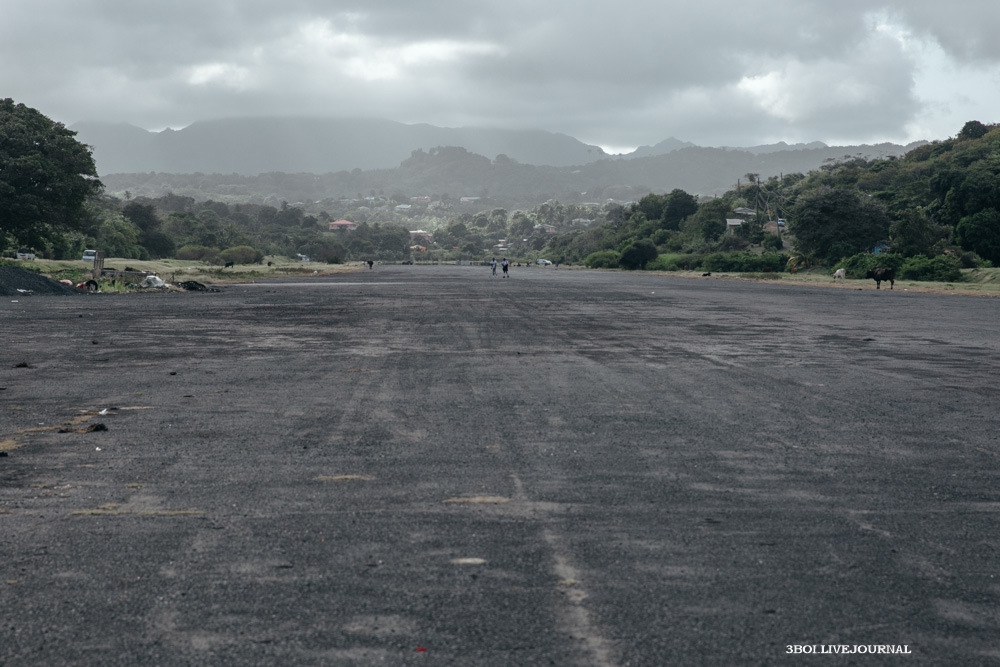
[2,265,999,666]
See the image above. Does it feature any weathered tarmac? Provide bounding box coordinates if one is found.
[2,265,999,666]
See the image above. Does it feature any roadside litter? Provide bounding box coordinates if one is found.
[177,280,220,292]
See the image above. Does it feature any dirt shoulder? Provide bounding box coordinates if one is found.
[657,268,1000,296]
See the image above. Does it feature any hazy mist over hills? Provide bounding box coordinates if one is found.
[77,117,926,203]
[72,118,609,175]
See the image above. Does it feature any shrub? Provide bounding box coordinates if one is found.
[618,240,658,270]
[836,252,904,278]
[761,233,784,252]
[219,245,264,265]
[716,235,750,252]
[643,255,671,271]
[583,250,621,269]
[176,244,219,262]
[956,250,986,269]
[899,255,963,282]
[701,252,788,273]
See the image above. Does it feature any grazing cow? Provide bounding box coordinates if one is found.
[866,267,895,290]
[224,261,234,269]
[833,268,846,281]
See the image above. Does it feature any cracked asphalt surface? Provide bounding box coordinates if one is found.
[2,265,999,665]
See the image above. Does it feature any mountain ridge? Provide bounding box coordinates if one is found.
[99,140,927,208]
[72,116,923,180]
[71,117,609,175]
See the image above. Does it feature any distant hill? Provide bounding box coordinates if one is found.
[100,141,926,208]
[628,137,698,158]
[71,117,608,175]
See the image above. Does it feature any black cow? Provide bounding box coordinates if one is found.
[224,261,234,269]
[866,267,895,290]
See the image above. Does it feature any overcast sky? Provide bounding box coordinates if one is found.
[3,0,998,152]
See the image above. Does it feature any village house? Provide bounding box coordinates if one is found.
[329,219,358,232]
[409,229,434,244]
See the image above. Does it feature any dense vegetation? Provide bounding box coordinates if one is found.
[2,98,997,280]
[0,99,103,254]
[546,119,998,278]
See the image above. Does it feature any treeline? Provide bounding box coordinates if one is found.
[13,117,1000,279]
[17,190,609,265]
[76,195,412,264]
[4,97,997,281]
[540,120,1000,280]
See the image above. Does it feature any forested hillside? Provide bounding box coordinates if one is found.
[100,141,918,208]
[3,97,997,284]
[544,120,999,280]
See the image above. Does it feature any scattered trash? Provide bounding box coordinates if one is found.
[140,275,166,288]
[75,279,99,291]
[176,280,219,292]
[16,288,33,295]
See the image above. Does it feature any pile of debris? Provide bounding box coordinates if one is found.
[0,266,81,296]
[176,280,219,292]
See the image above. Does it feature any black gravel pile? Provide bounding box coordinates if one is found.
[0,266,82,296]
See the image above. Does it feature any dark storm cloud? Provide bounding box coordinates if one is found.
[2,0,997,148]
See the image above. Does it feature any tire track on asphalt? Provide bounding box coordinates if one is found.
[482,280,617,667]
[510,471,617,667]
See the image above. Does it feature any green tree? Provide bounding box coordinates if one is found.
[95,211,143,259]
[889,209,950,257]
[0,99,103,251]
[791,187,890,262]
[957,120,990,141]
[619,239,658,270]
[219,245,263,265]
[583,250,621,268]
[508,212,534,239]
[955,208,1000,264]
[687,198,729,241]
[123,201,176,258]
[303,234,346,264]
[370,223,411,260]
[122,202,160,233]
[662,189,699,230]
[487,208,509,234]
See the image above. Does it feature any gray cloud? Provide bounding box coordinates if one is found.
[3,0,997,149]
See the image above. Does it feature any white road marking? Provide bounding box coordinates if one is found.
[510,473,618,667]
